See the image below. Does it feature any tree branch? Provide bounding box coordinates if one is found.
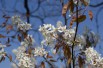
[24,0,30,23]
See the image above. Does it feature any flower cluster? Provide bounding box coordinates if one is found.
[39,21,86,47]
[17,53,35,68]
[12,34,35,68]
[0,43,6,57]
[12,45,35,68]
[85,47,103,68]
[21,34,35,47]
[12,16,31,32]
[34,47,48,57]
[11,15,100,68]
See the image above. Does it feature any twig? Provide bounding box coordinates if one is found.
[6,54,19,68]
[43,56,54,68]
[24,0,30,23]
[72,1,79,68]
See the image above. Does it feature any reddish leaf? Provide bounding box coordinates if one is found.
[62,0,74,16]
[80,0,89,6]
[28,48,32,55]
[6,25,13,30]
[9,55,12,62]
[69,0,74,13]
[23,32,27,38]
[50,59,57,62]
[62,3,69,16]
[63,45,71,64]
[0,34,6,38]
[41,61,45,68]
[46,54,53,59]
[3,15,10,19]
[73,15,86,23]
[78,56,85,68]
[68,56,72,64]
[18,34,21,42]
[29,36,32,43]
[69,20,74,28]
[88,10,93,21]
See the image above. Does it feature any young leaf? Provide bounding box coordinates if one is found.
[69,20,74,28]
[69,0,74,13]
[62,0,74,16]
[63,45,71,64]
[8,54,12,62]
[0,34,6,38]
[78,56,85,68]
[18,34,21,42]
[46,54,53,59]
[6,25,13,30]
[41,61,45,68]
[62,3,69,16]
[28,48,32,55]
[88,10,93,21]
[23,32,27,38]
[73,15,86,23]
[50,59,57,62]
[68,55,72,64]
[80,0,89,6]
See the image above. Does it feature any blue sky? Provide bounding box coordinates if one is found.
[0,0,103,68]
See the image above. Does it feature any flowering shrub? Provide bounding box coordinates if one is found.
[0,0,102,68]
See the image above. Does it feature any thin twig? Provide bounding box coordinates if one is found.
[72,1,79,68]
[43,56,54,68]
[6,54,19,68]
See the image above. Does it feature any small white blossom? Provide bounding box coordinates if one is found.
[12,16,31,32]
[21,35,34,47]
[73,0,90,6]
[17,53,35,68]
[17,22,31,32]
[34,47,48,56]
[56,21,63,28]
[0,43,6,57]
[12,16,22,25]
[85,47,103,68]
[11,63,17,68]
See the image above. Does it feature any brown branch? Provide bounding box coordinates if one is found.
[43,56,54,68]
[6,54,19,68]
[24,0,30,23]
[72,1,79,68]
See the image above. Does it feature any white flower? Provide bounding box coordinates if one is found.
[73,0,82,6]
[39,24,56,34]
[34,47,48,56]
[17,53,35,68]
[73,0,90,6]
[17,22,31,32]
[24,35,34,46]
[56,21,63,28]
[11,63,17,68]
[12,16,22,25]
[63,28,75,40]
[12,49,18,55]
[85,47,103,68]
[0,43,6,56]
[12,16,31,32]
[57,26,66,33]
[52,49,56,54]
